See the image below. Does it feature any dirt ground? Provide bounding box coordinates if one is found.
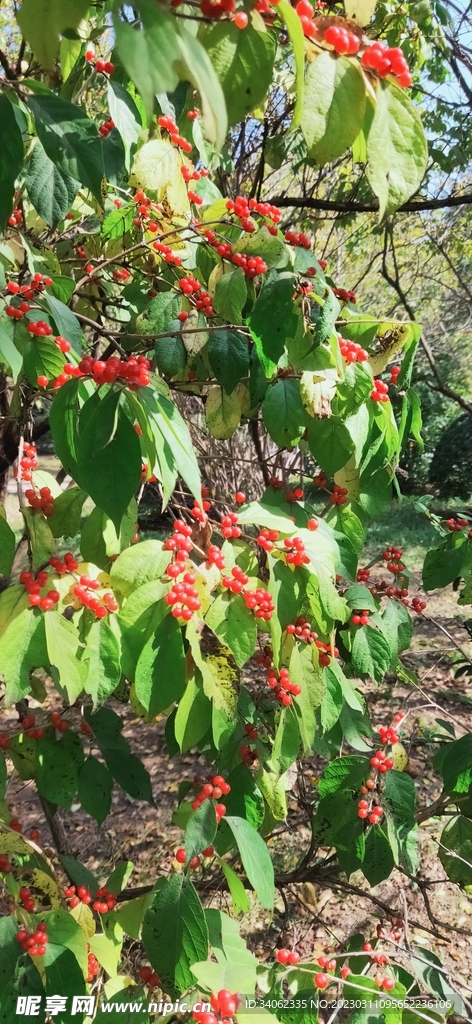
[2,588,472,1009]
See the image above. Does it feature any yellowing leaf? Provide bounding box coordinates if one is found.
[205,386,242,440]
[391,742,409,771]
[130,139,190,216]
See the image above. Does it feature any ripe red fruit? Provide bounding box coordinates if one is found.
[234,10,248,26]
[314,973,329,989]
[276,948,290,964]
[175,848,186,864]
[234,491,246,503]
[140,966,153,982]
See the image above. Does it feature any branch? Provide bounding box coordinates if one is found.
[271,192,472,215]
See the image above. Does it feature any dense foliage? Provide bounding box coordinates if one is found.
[1,1,472,1023]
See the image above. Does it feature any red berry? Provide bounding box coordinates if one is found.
[234,10,248,26]
[175,848,186,864]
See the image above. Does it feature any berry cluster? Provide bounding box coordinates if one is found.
[256,528,280,551]
[390,364,401,385]
[164,520,194,574]
[243,588,275,620]
[267,664,301,705]
[19,886,36,913]
[157,114,193,153]
[8,208,23,227]
[357,567,370,582]
[325,23,360,53]
[357,798,384,824]
[17,442,38,482]
[4,272,53,305]
[316,954,338,972]
[315,640,339,667]
[286,616,318,643]
[72,578,119,619]
[361,42,412,88]
[85,51,115,74]
[284,230,311,248]
[139,966,160,987]
[411,596,427,613]
[220,512,241,539]
[99,117,115,138]
[49,552,79,575]
[165,572,202,621]
[330,484,348,505]
[87,951,100,983]
[16,921,48,956]
[64,883,90,908]
[112,267,132,282]
[175,843,215,869]
[93,886,117,914]
[0,854,12,873]
[78,354,151,387]
[198,0,235,18]
[190,774,230,823]
[313,471,327,488]
[371,379,389,402]
[50,711,68,732]
[284,536,310,566]
[239,742,258,764]
[25,486,55,517]
[445,516,469,532]
[382,546,405,574]
[20,570,59,611]
[231,252,268,278]
[350,609,370,626]
[333,287,356,303]
[284,486,305,502]
[339,337,368,362]
[152,241,182,267]
[206,545,226,570]
[222,565,249,593]
[276,948,301,965]
[226,194,281,231]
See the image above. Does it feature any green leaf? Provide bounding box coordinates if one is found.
[383,769,418,873]
[36,735,80,809]
[344,584,378,613]
[103,750,154,803]
[174,672,211,754]
[16,0,89,69]
[78,756,114,826]
[0,314,23,383]
[154,331,187,377]
[439,734,472,795]
[77,393,142,532]
[49,378,81,483]
[423,537,467,591]
[26,140,80,228]
[48,487,86,539]
[366,79,428,218]
[44,942,86,1019]
[143,291,181,334]
[351,624,392,683]
[45,612,86,704]
[334,362,373,418]
[29,95,105,205]
[248,273,300,376]
[44,294,82,354]
[205,385,243,440]
[114,0,227,149]
[438,815,472,885]
[271,705,300,775]
[262,378,307,448]
[0,96,24,230]
[208,330,250,395]
[80,501,137,570]
[0,517,16,578]
[277,1,305,127]
[142,876,209,997]
[110,539,171,598]
[362,825,395,885]
[205,593,257,668]
[184,800,217,866]
[85,706,130,753]
[307,416,355,475]
[213,268,247,325]
[135,612,186,715]
[301,52,366,163]
[205,908,256,965]
[137,388,201,505]
[318,755,368,798]
[219,861,251,914]
[23,335,66,387]
[81,618,122,704]
[0,609,47,706]
[202,20,276,126]
[108,81,142,172]
[224,816,274,910]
